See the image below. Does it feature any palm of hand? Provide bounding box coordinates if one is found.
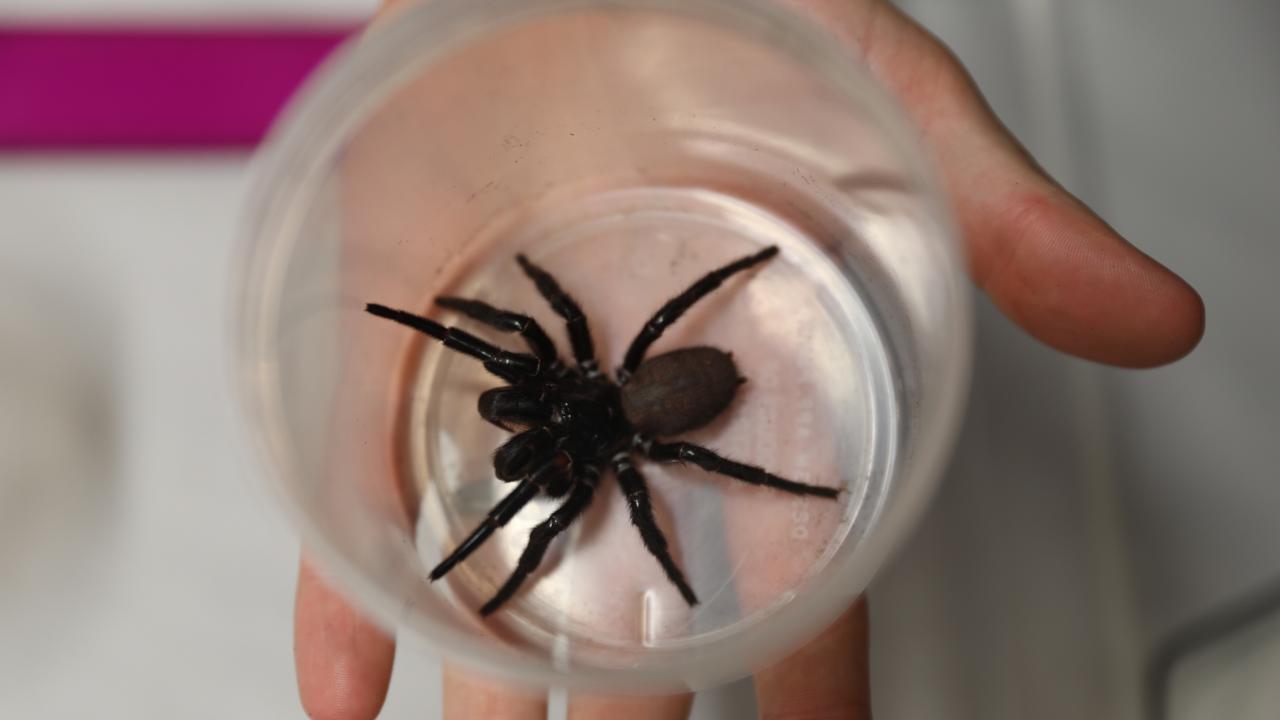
[295,1,1204,719]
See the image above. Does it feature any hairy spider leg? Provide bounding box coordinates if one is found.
[435,296,563,370]
[431,451,572,582]
[365,303,540,382]
[480,478,596,616]
[515,254,600,377]
[620,245,779,378]
[644,439,839,499]
[429,480,539,581]
[611,453,699,606]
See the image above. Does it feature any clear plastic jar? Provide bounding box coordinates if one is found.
[237,0,970,693]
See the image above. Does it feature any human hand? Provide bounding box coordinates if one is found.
[294,1,1204,718]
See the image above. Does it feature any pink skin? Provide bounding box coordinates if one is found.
[294,1,1205,719]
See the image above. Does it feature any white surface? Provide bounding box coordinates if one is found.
[0,158,443,718]
[0,159,301,716]
[1171,609,1280,720]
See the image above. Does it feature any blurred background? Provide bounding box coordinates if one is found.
[1,0,1276,718]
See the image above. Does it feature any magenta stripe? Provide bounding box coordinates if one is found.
[0,26,355,150]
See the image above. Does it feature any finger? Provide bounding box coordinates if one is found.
[444,665,547,720]
[295,557,396,720]
[567,692,693,720]
[754,598,872,720]
[789,0,1204,367]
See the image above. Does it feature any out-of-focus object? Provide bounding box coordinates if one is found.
[0,26,350,149]
[1149,580,1280,720]
[0,279,116,668]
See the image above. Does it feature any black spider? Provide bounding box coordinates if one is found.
[366,245,839,616]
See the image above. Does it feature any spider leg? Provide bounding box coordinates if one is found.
[429,480,539,581]
[642,439,839,499]
[611,453,699,606]
[431,450,571,581]
[480,480,595,616]
[435,296,563,371]
[620,246,777,377]
[515,254,600,377]
[366,303,540,382]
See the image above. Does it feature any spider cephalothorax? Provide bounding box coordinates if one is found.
[367,245,838,615]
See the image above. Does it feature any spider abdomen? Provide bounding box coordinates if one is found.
[620,347,743,437]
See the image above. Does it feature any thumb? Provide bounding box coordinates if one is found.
[791,0,1204,367]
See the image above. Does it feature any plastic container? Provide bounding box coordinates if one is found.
[237,0,971,692]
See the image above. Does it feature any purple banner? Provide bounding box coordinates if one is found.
[0,25,354,150]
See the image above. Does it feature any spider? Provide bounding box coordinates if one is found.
[366,245,839,616]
